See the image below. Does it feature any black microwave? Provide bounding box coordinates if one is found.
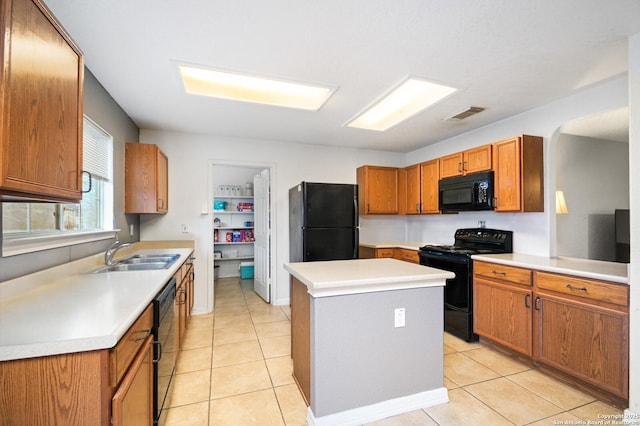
[439,171,494,212]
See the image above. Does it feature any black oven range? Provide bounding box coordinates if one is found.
[419,228,513,342]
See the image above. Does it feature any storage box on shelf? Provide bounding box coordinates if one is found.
[213,195,255,278]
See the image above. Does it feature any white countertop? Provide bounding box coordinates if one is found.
[284,258,454,297]
[472,253,629,284]
[0,243,193,362]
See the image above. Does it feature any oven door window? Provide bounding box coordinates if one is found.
[421,254,471,312]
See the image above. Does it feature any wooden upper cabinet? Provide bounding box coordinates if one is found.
[402,164,421,214]
[356,165,398,215]
[0,0,84,202]
[439,145,492,178]
[399,159,439,215]
[125,143,169,214]
[439,153,463,179]
[420,159,440,214]
[493,135,543,212]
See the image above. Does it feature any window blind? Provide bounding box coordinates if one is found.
[83,116,113,181]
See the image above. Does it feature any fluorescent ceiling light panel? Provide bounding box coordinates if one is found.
[347,78,458,131]
[178,65,333,110]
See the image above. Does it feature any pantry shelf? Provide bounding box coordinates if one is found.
[213,194,255,279]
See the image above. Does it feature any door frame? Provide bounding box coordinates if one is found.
[207,159,277,311]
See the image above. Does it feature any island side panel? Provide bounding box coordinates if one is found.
[290,276,311,405]
[309,286,444,417]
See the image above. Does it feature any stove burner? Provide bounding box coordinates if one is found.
[420,227,513,257]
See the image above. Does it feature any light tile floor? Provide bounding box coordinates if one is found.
[161,277,626,426]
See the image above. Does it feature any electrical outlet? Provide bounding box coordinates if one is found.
[181,224,188,233]
[394,308,405,328]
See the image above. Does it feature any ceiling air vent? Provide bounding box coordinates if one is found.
[445,106,485,121]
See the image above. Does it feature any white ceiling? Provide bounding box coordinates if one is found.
[45,0,640,153]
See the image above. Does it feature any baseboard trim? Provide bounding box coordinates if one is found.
[306,387,448,426]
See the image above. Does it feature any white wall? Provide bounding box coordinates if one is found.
[139,133,405,310]
[556,134,629,261]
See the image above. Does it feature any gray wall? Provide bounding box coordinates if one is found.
[556,134,629,261]
[0,69,140,281]
[310,286,444,417]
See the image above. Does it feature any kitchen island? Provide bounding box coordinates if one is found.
[284,258,454,426]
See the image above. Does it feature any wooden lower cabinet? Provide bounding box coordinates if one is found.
[534,271,629,399]
[359,246,394,259]
[473,261,630,400]
[112,335,154,426]
[393,248,420,264]
[534,291,629,399]
[0,304,154,424]
[177,276,188,347]
[360,246,419,264]
[291,277,311,405]
[474,278,532,356]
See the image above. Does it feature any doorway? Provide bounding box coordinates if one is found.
[210,161,275,308]
[555,107,629,262]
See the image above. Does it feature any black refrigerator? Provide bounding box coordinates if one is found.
[289,182,359,262]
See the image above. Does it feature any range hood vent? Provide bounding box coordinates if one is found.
[445,106,485,121]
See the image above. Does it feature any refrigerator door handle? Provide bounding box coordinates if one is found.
[353,228,359,259]
[353,197,359,259]
[353,198,358,227]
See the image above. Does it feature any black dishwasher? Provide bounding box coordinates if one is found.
[153,278,177,423]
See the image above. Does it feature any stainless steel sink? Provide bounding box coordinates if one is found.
[120,255,179,264]
[93,263,169,273]
[92,253,181,273]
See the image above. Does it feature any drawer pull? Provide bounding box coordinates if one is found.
[133,329,152,342]
[566,284,588,292]
[492,270,507,276]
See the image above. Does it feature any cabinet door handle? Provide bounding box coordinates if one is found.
[534,296,541,311]
[566,284,588,292]
[81,170,93,193]
[153,340,162,363]
[178,289,187,304]
[457,162,463,172]
[492,270,507,276]
[524,294,531,309]
[416,203,420,213]
[462,161,468,171]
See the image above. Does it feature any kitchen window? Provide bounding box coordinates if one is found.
[1,116,115,256]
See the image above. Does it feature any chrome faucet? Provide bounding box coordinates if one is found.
[105,240,131,266]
